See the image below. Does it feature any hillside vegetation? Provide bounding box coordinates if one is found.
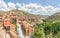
[32,12,60,38]
[32,20,60,38]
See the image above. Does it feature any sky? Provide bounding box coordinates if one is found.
[0,0,60,15]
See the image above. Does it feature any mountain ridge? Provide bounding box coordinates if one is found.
[46,12,60,21]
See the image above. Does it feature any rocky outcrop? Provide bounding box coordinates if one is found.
[17,21,34,36]
[0,12,34,38]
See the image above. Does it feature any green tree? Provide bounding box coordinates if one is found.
[32,23,45,38]
[51,22,60,38]
[32,20,60,38]
[43,21,53,38]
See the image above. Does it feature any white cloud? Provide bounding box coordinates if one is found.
[0,0,60,15]
[17,3,47,15]
[0,1,6,8]
[18,3,60,15]
[8,2,16,9]
[53,8,60,13]
[0,0,16,11]
[16,3,21,8]
[45,6,54,12]
[0,0,8,11]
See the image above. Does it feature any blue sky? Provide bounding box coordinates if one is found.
[4,0,60,7]
[1,0,60,15]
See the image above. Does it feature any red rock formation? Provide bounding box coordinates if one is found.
[4,17,17,38]
[4,18,11,27]
[22,21,34,36]
[4,18,11,31]
[28,24,34,36]
[2,13,34,37]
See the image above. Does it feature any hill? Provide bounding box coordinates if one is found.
[46,12,60,22]
[0,9,43,24]
[37,15,49,19]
